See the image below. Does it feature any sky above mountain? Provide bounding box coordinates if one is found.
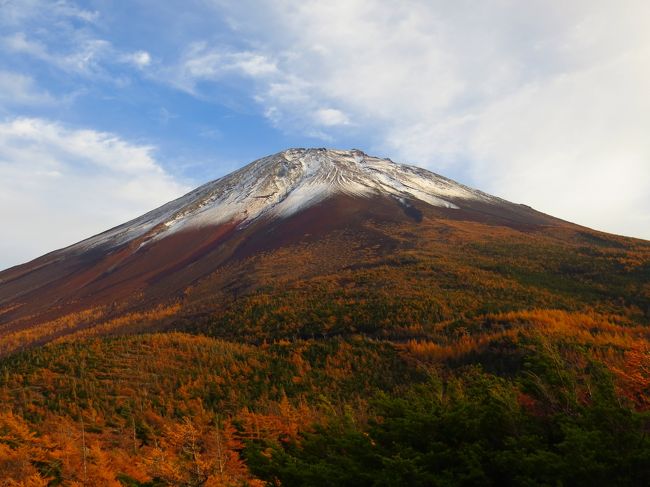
[1,0,649,269]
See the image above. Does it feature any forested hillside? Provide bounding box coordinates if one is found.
[1,215,649,485]
[1,315,649,485]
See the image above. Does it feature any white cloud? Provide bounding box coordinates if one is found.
[3,31,151,80]
[197,0,650,239]
[1,2,112,78]
[168,42,278,94]
[314,108,349,127]
[121,50,152,69]
[3,32,49,59]
[3,32,113,77]
[464,49,650,239]
[0,118,189,269]
[0,70,56,106]
[0,0,99,26]
[231,52,278,77]
[51,0,99,23]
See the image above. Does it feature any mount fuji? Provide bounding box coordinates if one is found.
[1,148,636,354]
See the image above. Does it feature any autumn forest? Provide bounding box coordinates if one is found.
[1,208,649,486]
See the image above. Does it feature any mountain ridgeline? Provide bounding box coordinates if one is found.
[0,148,649,485]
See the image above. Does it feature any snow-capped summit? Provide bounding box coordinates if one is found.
[78,148,493,251]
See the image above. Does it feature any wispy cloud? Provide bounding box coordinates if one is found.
[0,0,99,26]
[4,33,112,76]
[121,50,152,69]
[161,41,354,137]
[0,70,56,106]
[1,0,150,81]
[3,32,151,81]
[1,0,107,77]
[313,108,350,127]
[167,42,278,93]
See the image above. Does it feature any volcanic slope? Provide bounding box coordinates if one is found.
[1,148,650,486]
[0,148,648,354]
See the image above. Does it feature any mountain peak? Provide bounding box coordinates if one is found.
[76,148,490,252]
[278,147,370,158]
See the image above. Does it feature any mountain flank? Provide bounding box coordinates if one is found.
[1,148,585,349]
[0,148,649,485]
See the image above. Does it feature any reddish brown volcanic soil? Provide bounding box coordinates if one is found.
[0,191,570,351]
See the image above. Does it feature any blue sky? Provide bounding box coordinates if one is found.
[1,0,649,269]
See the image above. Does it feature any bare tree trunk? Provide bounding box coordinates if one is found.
[132,415,138,454]
[80,413,88,486]
[215,416,225,479]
